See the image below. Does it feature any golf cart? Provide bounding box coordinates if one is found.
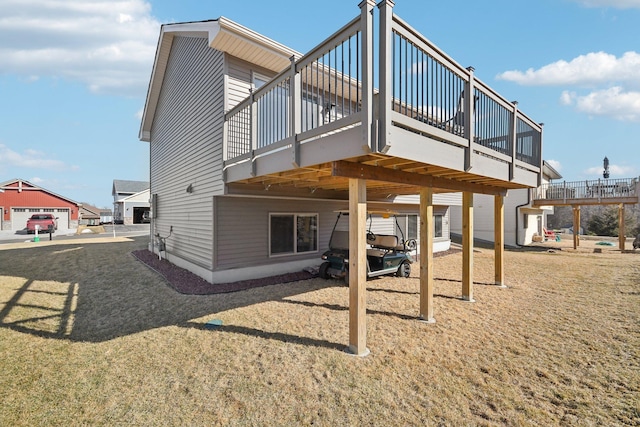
[319,211,416,283]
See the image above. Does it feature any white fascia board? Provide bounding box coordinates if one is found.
[121,188,151,202]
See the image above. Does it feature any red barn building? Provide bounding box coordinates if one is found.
[0,179,80,231]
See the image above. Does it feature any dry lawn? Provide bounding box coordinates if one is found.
[0,235,638,426]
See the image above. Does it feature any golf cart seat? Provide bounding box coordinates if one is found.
[367,234,398,258]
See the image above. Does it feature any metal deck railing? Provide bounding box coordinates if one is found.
[534,178,639,203]
[224,1,542,176]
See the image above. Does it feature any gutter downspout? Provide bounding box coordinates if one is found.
[515,189,531,247]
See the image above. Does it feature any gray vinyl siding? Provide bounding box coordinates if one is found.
[226,56,277,110]
[215,197,345,270]
[150,35,225,269]
[215,198,450,270]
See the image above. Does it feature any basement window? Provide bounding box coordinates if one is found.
[435,215,443,238]
[269,213,318,256]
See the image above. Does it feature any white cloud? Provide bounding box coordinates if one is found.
[572,0,640,8]
[0,143,79,171]
[584,164,636,176]
[499,51,640,122]
[0,0,160,97]
[561,87,640,122]
[497,51,640,87]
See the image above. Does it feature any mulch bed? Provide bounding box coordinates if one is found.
[131,249,315,295]
[132,247,461,295]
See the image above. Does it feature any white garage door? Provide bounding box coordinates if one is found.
[11,208,40,231]
[11,208,71,231]
[54,208,70,230]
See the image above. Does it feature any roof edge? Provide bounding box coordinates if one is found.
[139,17,299,143]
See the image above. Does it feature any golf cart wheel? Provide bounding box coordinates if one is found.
[319,262,330,279]
[397,261,410,278]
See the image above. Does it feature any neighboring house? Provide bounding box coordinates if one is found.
[112,180,150,225]
[100,210,114,224]
[79,204,101,226]
[450,161,562,246]
[139,3,542,287]
[0,179,80,231]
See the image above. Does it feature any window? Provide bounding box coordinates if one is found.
[434,215,443,238]
[270,213,318,256]
[396,215,418,241]
[407,215,418,239]
[253,72,269,90]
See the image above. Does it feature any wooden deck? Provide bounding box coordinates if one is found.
[223,1,542,199]
[222,0,543,355]
[532,178,639,206]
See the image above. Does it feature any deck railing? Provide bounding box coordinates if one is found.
[225,14,364,163]
[534,178,639,202]
[224,1,542,174]
[385,13,542,169]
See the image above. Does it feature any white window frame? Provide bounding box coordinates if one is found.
[269,213,319,258]
[252,71,270,90]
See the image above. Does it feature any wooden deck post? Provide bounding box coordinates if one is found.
[494,194,506,287]
[572,206,580,249]
[619,203,626,252]
[348,178,369,356]
[462,191,475,302]
[419,187,435,323]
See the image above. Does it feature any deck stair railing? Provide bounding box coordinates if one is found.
[535,178,639,203]
[224,1,542,176]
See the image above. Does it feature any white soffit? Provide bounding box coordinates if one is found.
[209,17,299,73]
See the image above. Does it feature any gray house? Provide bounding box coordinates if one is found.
[140,2,543,354]
[112,180,150,224]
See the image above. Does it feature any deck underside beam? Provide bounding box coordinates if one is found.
[332,161,507,196]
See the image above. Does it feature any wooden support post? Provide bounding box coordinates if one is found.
[572,206,580,249]
[419,187,435,323]
[619,203,626,252]
[494,194,506,287]
[348,178,369,356]
[462,192,475,302]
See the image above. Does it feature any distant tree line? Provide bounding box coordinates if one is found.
[548,204,640,237]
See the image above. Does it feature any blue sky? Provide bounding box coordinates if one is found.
[1,0,639,208]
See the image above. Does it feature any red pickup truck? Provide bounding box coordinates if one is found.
[26,213,58,234]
